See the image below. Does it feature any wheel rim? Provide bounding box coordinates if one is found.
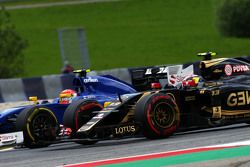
[153,102,175,129]
[30,112,57,141]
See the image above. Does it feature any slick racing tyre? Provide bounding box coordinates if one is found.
[135,93,180,139]
[16,107,59,148]
[63,99,103,145]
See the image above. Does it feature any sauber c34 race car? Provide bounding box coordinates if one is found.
[0,70,137,147]
[17,53,250,148]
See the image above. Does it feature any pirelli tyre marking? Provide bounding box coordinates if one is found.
[135,93,180,139]
[146,95,180,135]
[26,108,57,142]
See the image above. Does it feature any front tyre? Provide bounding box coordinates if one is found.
[135,93,180,139]
[63,99,103,145]
[16,107,59,148]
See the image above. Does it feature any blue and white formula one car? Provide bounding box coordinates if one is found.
[0,69,137,148]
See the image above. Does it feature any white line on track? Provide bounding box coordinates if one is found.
[0,147,14,152]
[58,140,250,167]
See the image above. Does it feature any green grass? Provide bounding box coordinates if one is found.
[5,0,250,77]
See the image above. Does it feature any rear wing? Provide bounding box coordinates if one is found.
[129,64,194,91]
[129,66,168,91]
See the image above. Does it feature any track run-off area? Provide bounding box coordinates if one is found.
[1,124,250,167]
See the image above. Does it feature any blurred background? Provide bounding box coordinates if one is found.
[0,0,250,78]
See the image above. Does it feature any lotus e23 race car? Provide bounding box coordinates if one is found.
[5,52,250,148]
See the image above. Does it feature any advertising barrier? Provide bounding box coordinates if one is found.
[0,56,249,102]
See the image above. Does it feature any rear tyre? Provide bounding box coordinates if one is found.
[63,99,103,145]
[16,107,59,148]
[135,93,180,139]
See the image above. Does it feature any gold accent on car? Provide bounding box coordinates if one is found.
[185,96,195,101]
[227,91,250,107]
[115,125,136,135]
[213,69,222,73]
[200,90,206,94]
[204,107,250,117]
[212,106,221,118]
[211,90,220,96]
[200,58,228,68]
[136,92,151,104]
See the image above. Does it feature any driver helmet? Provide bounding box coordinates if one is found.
[182,75,203,87]
[59,89,77,104]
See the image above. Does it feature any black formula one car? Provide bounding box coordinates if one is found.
[18,52,250,147]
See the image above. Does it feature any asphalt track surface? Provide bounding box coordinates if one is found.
[1,124,250,167]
